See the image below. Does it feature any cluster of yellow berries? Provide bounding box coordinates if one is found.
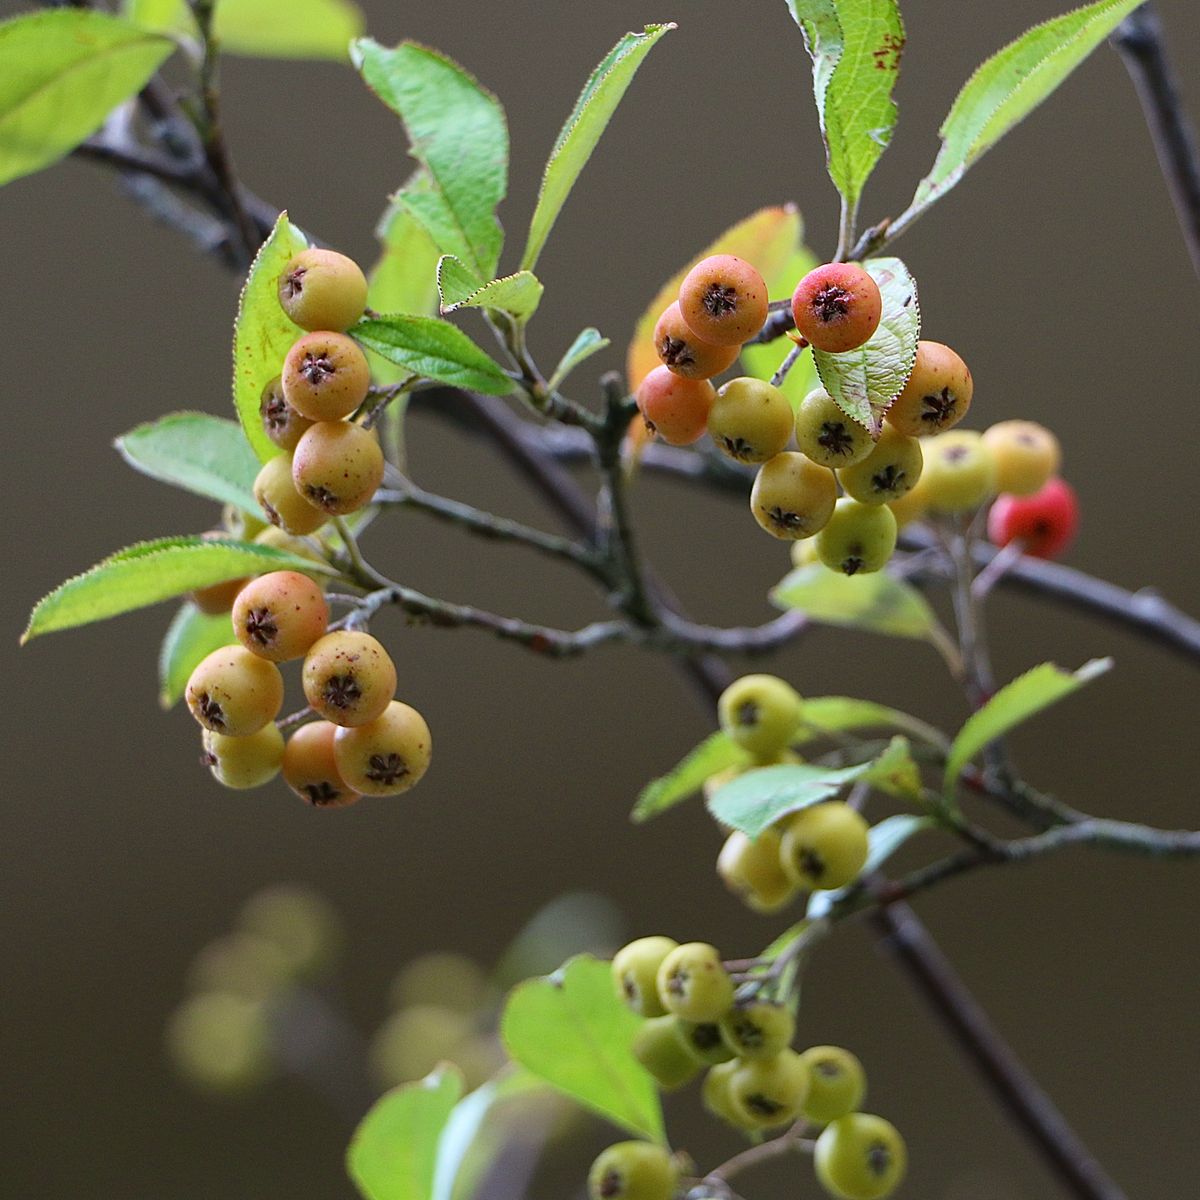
[183,568,430,804]
[593,934,906,1200]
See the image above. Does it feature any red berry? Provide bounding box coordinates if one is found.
[635,366,715,445]
[987,478,1079,560]
[791,263,882,354]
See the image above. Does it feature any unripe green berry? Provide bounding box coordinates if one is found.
[718,674,804,759]
[656,942,734,1023]
[815,498,897,575]
[281,331,371,422]
[799,1045,867,1124]
[166,992,273,1093]
[707,376,794,464]
[838,424,923,506]
[675,1019,735,1065]
[886,340,972,436]
[202,722,285,789]
[369,1004,473,1089]
[791,263,882,354]
[751,452,837,540]
[678,254,769,346]
[632,1016,701,1090]
[238,884,342,980]
[186,644,284,736]
[726,1049,809,1130]
[981,419,1061,496]
[612,937,678,1018]
[719,998,795,1060]
[702,1061,742,1126]
[278,248,368,333]
[253,454,327,536]
[233,570,329,662]
[187,931,292,1001]
[587,1142,677,1200]
[260,375,315,452]
[779,802,870,891]
[814,1114,907,1200]
[653,301,740,380]
[282,720,361,808]
[636,366,715,446]
[190,530,249,614]
[333,700,432,796]
[292,421,385,516]
[794,388,875,468]
[921,430,998,513]
[302,630,397,727]
[717,828,799,914]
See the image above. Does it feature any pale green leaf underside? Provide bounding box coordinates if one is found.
[500,955,664,1142]
[437,255,544,322]
[549,328,610,391]
[707,761,872,839]
[352,315,513,396]
[905,0,1142,222]
[632,731,753,823]
[807,813,934,918]
[771,561,937,639]
[348,1067,464,1200]
[0,10,174,187]
[787,0,905,213]
[811,256,919,434]
[23,536,332,643]
[944,658,1113,791]
[158,602,236,708]
[232,211,306,463]
[115,412,261,512]
[521,23,675,271]
[352,39,507,281]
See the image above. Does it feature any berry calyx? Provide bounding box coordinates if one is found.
[302,630,397,727]
[886,340,973,436]
[653,301,740,380]
[798,1045,867,1124]
[333,700,432,796]
[635,366,715,446]
[232,571,329,662]
[921,429,998,513]
[717,674,804,760]
[281,720,361,808]
[278,248,368,333]
[678,254,769,346]
[253,454,327,536]
[708,376,794,464]
[815,498,898,576]
[778,802,870,891]
[987,477,1079,559]
[202,723,285,789]
[814,1113,907,1200]
[613,937,678,1018]
[260,375,315,452]
[719,998,795,1060]
[291,421,385,516]
[186,645,285,736]
[981,419,1061,496]
[587,1142,677,1200]
[281,331,371,423]
[675,1019,736,1066]
[791,263,882,354]
[750,452,838,540]
[838,424,923,506]
[656,942,734,1023]
[794,388,876,468]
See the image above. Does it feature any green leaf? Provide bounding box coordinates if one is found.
[521,24,675,271]
[158,602,236,709]
[500,955,664,1142]
[786,0,905,218]
[115,412,261,512]
[22,536,332,643]
[352,39,507,280]
[232,212,307,463]
[632,732,754,824]
[904,0,1142,225]
[810,256,919,434]
[431,1069,545,1200]
[348,1066,464,1200]
[739,242,820,409]
[707,762,872,839]
[549,328,610,392]
[771,561,936,639]
[352,315,513,396]
[944,658,1112,792]
[0,10,174,188]
[861,735,922,800]
[437,256,544,323]
[807,813,934,919]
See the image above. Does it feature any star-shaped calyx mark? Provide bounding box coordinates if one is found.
[196,692,225,730]
[302,781,344,806]
[818,421,857,457]
[871,464,907,495]
[921,387,958,428]
[281,267,306,300]
[767,506,806,533]
[243,607,278,647]
[813,284,851,323]
[305,485,339,511]
[323,673,362,710]
[702,282,739,317]
[300,352,334,386]
[365,753,408,786]
[659,335,694,368]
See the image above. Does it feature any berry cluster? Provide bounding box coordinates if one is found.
[184,569,431,805]
[252,248,383,536]
[594,935,906,1200]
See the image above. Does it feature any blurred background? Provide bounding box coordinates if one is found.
[3,0,1198,1195]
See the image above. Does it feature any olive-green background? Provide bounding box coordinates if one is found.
[3,0,1198,1195]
